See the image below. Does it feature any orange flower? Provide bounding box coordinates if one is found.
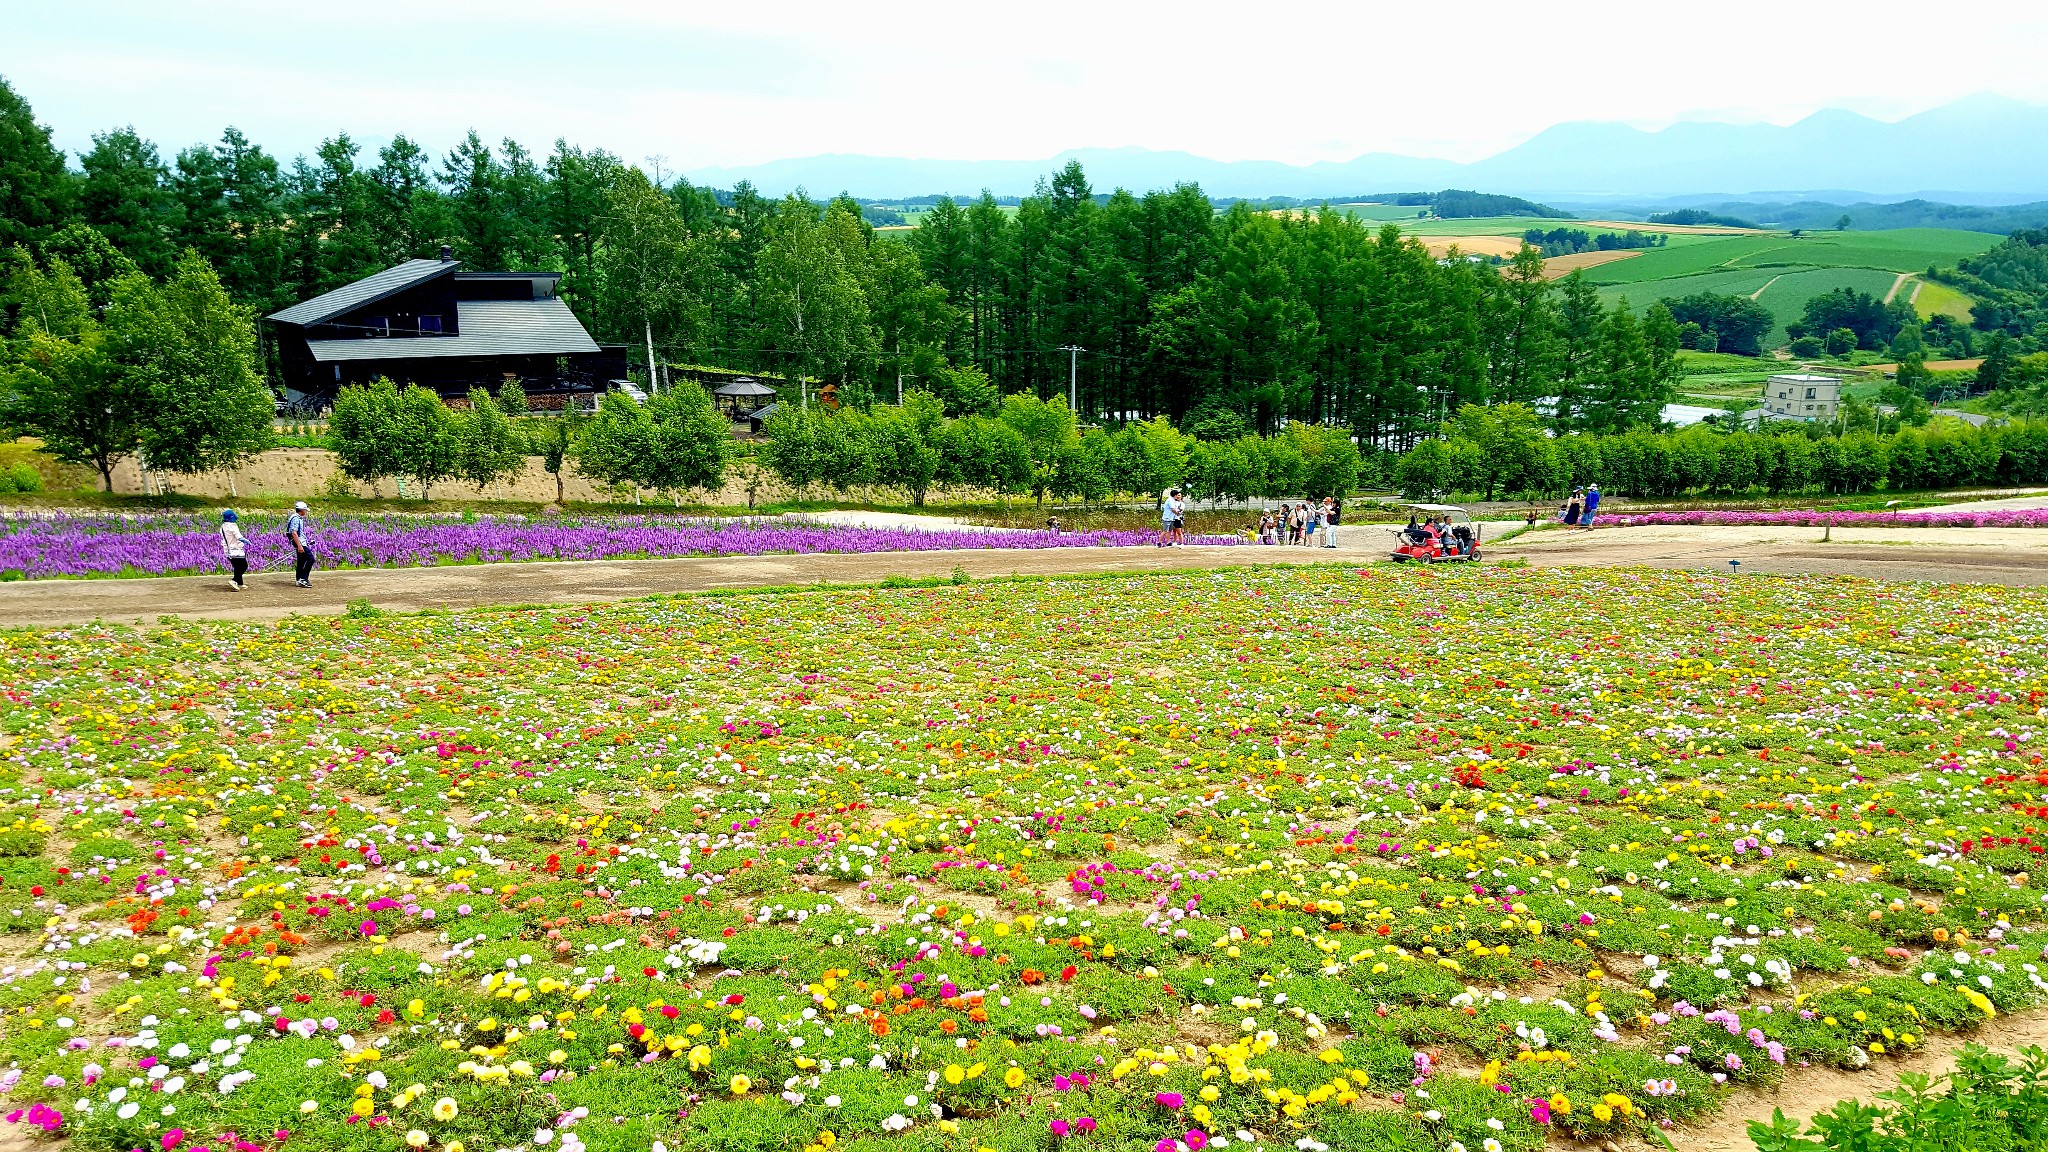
[870,1017,891,1037]
[1021,969,1044,985]
[940,1019,959,1034]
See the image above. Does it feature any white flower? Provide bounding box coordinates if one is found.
[117,1103,140,1120]
[824,1095,842,1107]
[881,1114,913,1132]
[1486,1118,1504,1131]
[535,1129,554,1145]
[1485,1140,1504,1152]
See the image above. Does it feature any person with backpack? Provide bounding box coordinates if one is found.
[218,509,247,591]
[286,500,317,588]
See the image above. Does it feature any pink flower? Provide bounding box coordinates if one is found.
[1050,1120,1072,1138]
[1155,1092,1184,1109]
[164,1130,187,1150]
[1076,1117,1098,1133]
[1530,1099,1552,1124]
[1187,1130,1209,1149]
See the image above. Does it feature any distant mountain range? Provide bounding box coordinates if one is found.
[685,94,2048,203]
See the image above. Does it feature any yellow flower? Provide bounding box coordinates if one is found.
[1004,1067,1026,1089]
[433,1098,458,1122]
[1549,1093,1572,1115]
[730,1074,753,1096]
[1592,1104,1613,1123]
[944,1064,965,1085]
[689,1044,713,1071]
[351,1097,376,1118]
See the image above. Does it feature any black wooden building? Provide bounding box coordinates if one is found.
[266,249,626,405]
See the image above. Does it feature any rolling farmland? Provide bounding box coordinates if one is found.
[1575,228,2001,346]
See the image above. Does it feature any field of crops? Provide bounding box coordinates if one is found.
[5,565,2048,1152]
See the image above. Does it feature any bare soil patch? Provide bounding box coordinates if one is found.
[1539,249,1643,279]
[1419,235,1527,259]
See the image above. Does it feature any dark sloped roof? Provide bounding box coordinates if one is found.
[267,259,453,326]
[713,378,778,397]
[303,298,599,363]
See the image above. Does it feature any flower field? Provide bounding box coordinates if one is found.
[1604,508,2048,530]
[0,514,1229,581]
[3,565,2048,1152]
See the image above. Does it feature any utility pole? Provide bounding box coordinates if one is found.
[896,371,917,405]
[1059,344,1084,417]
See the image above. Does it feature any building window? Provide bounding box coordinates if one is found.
[1805,387,1817,399]
[419,315,443,334]
[363,316,389,337]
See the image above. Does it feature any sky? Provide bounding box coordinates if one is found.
[8,0,2048,177]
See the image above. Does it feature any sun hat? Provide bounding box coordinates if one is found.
[294,501,309,511]
[221,509,237,522]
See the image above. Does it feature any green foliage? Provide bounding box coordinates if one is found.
[453,387,525,491]
[1664,292,1776,356]
[574,384,730,501]
[1748,1045,2048,1152]
[0,76,73,248]
[1650,209,1760,229]
[117,251,274,478]
[0,255,146,491]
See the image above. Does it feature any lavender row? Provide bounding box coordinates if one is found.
[0,513,1237,580]
[1603,508,2048,529]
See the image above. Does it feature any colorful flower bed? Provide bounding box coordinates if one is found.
[0,513,1235,580]
[1604,508,2048,529]
[3,566,2047,1152]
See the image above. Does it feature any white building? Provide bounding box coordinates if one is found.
[1761,374,1840,422]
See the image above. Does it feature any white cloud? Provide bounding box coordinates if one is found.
[9,0,2046,171]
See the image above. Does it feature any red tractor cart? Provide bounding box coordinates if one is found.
[1389,503,1482,563]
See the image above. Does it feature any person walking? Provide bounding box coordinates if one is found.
[218,509,247,591]
[286,500,317,588]
[1157,489,1174,548]
[1562,489,1583,528]
[1170,489,1188,546]
[1322,496,1340,549]
[1580,483,1601,530]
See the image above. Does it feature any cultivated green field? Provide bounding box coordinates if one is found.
[1581,228,1999,347]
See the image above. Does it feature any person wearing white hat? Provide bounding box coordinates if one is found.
[286,500,317,587]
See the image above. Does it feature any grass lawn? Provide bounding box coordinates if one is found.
[5,567,2047,1152]
[1913,278,1977,323]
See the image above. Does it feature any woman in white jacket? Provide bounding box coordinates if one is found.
[219,509,247,591]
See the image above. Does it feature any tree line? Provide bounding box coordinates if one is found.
[327,378,731,504]
[1392,403,2048,500]
[0,75,1690,448]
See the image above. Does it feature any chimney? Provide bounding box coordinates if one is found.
[438,245,454,263]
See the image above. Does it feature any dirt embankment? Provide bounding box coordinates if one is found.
[102,448,981,510]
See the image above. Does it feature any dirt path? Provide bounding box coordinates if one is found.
[1674,1007,2048,1152]
[1748,273,1784,301]
[0,545,1355,628]
[1494,523,2048,586]
[1883,271,1912,304]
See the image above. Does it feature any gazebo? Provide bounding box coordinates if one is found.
[712,377,778,419]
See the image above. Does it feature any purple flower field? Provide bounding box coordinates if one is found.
[1605,508,2048,529]
[0,512,1238,580]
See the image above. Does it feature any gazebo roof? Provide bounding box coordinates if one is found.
[713,378,778,397]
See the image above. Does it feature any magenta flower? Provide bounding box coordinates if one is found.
[1050,1120,1072,1138]
[1155,1092,1184,1109]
